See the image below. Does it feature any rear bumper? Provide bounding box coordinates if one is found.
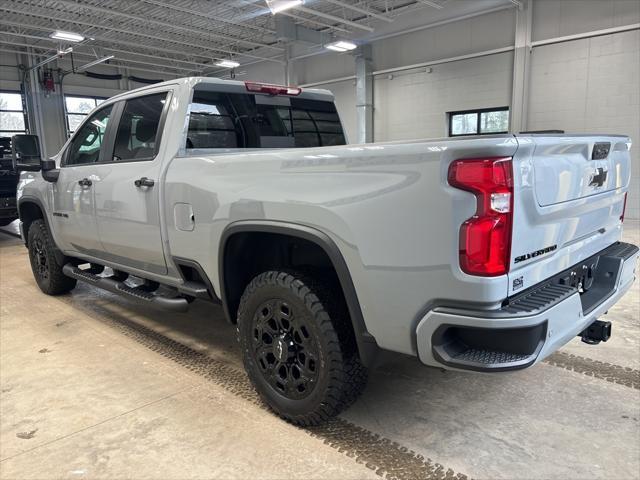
[416,242,639,372]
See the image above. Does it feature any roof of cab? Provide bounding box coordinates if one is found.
[107,76,334,102]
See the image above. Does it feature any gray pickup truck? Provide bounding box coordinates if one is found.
[14,77,638,425]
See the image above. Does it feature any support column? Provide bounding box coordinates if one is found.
[355,45,373,144]
[510,0,532,133]
[284,43,295,85]
[23,52,50,158]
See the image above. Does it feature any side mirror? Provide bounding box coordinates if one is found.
[11,134,42,172]
[41,159,60,183]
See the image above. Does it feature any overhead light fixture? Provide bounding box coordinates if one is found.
[326,40,357,52]
[77,55,115,72]
[265,0,304,14]
[216,59,240,68]
[49,30,85,43]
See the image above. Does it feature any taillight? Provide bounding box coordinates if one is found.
[244,81,301,96]
[448,157,514,277]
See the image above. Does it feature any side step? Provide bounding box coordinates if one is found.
[63,264,189,313]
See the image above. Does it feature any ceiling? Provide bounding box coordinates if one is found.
[0,0,518,78]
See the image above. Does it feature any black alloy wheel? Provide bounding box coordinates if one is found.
[237,270,368,425]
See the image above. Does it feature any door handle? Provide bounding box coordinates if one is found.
[134,177,155,188]
[78,178,92,187]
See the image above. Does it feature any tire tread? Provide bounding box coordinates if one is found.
[237,269,367,426]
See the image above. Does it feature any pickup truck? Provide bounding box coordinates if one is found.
[14,77,638,425]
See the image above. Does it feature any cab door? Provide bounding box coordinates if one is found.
[93,91,169,275]
[51,104,114,254]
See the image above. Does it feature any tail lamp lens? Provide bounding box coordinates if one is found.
[448,157,514,276]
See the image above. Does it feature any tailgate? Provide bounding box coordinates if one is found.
[531,136,630,205]
[507,134,631,296]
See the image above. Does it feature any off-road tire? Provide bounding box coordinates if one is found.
[28,219,76,295]
[237,270,367,425]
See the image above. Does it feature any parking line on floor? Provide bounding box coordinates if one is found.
[544,352,640,389]
[60,297,468,480]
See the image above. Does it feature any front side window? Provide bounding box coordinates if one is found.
[113,92,167,162]
[66,105,113,166]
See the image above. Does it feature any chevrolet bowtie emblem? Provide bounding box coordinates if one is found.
[589,167,608,187]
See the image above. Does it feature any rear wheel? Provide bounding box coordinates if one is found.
[28,219,76,295]
[237,270,367,425]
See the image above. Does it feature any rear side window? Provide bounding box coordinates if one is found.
[113,92,167,161]
[185,90,345,149]
[186,91,243,149]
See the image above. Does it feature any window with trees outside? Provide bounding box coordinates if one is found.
[449,107,509,137]
[65,95,107,135]
[0,91,27,139]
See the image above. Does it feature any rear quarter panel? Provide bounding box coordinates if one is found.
[164,136,518,355]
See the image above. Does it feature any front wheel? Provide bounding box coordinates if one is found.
[28,219,76,295]
[237,270,367,426]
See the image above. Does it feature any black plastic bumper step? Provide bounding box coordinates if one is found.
[63,264,189,313]
[452,348,533,365]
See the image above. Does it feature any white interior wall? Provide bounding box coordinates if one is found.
[532,0,640,41]
[527,29,640,219]
[294,53,355,85]
[235,61,285,85]
[372,7,515,71]
[374,52,513,141]
[320,79,357,143]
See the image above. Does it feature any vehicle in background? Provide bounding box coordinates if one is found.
[13,77,638,425]
[0,137,19,227]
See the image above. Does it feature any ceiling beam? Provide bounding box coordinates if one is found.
[0,6,281,62]
[140,0,277,35]
[0,47,185,78]
[232,0,352,34]
[296,6,375,31]
[0,39,197,73]
[415,0,444,9]
[322,0,394,23]
[1,31,216,69]
[49,0,283,51]
[1,21,222,62]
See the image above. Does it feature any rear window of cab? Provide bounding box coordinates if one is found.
[186,89,346,149]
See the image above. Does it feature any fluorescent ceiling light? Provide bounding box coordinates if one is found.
[49,30,85,43]
[266,0,304,14]
[216,60,240,68]
[77,55,115,71]
[326,40,357,52]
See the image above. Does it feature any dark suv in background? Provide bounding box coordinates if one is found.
[0,137,19,227]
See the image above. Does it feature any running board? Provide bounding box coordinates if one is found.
[63,264,189,313]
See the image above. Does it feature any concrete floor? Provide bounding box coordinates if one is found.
[0,219,638,480]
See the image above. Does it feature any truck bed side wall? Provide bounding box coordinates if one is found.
[164,137,518,355]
